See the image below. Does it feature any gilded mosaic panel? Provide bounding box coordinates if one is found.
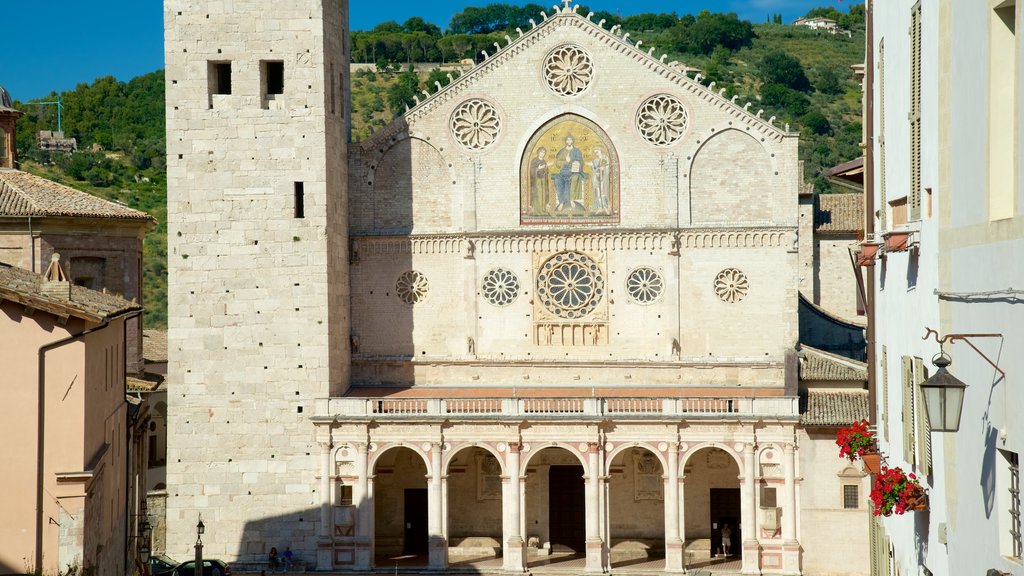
[520,114,619,225]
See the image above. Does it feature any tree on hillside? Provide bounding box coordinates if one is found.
[758,50,811,92]
[668,11,755,55]
[403,16,441,37]
[449,3,544,34]
[622,12,678,32]
[386,67,421,115]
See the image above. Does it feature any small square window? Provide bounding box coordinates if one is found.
[264,61,284,95]
[210,62,231,95]
[760,486,777,508]
[338,485,353,506]
[843,484,860,509]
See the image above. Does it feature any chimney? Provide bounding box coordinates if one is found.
[42,253,71,300]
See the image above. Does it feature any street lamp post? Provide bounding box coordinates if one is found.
[195,515,205,576]
[920,353,968,433]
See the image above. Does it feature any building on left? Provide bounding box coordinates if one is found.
[0,84,159,576]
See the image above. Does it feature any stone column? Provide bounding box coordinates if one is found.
[740,443,760,574]
[354,443,372,570]
[664,443,684,572]
[781,442,800,575]
[585,443,604,573]
[503,443,527,572]
[428,443,447,569]
[317,439,334,570]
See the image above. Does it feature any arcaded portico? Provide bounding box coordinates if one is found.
[313,396,804,574]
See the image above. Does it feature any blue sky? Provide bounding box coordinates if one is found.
[0,0,857,101]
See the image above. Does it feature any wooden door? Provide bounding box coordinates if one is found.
[404,488,428,555]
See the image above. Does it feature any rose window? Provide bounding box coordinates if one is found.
[482,268,520,307]
[396,270,430,305]
[543,45,594,96]
[636,94,689,147]
[537,252,604,319]
[626,267,664,305]
[714,268,749,303]
[450,99,501,150]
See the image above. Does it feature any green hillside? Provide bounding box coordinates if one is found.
[13,5,864,330]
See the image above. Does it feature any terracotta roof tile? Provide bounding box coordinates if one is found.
[801,389,869,427]
[814,193,863,234]
[799,345,868,381]
[0,169,154,221]
[0,261,141,321]
[143,330,168,363]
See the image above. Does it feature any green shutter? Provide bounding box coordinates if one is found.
[881,346,889,438]
[902,356,915,464]
[915,357,932,473]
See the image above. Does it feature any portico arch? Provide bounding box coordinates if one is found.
[522,446,589,560]
[372,446,429,565]
[680,446,743,567]
[444,446,504,564]
[607,446,666,567]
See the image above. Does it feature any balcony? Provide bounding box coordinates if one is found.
[314,396,800,421]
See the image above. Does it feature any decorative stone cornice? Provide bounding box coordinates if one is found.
[351,227,795,257]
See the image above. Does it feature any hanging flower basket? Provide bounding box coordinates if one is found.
[870,466,927,516]
[860,242,882,259]
[836,419,876,461]
[861,450,883,475]
[883,231,912,252]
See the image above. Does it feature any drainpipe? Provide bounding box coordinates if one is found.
[864,0,877,424]
[35,309,141,573]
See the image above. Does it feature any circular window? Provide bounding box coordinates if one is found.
[636,94,689,147]
[537,252,604,319]
[543,45,594,96]
[626,267,664,304]
[482,268,521,307]
[396,271,429,305]
[714,268,749,303]
[450,98,501,150]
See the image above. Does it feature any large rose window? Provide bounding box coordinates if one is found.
[636,94,689,147]
[543,45,594,96]
[537,252,604,319]
[450,99,501,150]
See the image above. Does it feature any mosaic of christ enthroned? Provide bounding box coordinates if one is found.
[520,114,619,225]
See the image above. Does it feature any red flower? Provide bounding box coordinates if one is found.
[870,466,926,516]
[836,420,875,462]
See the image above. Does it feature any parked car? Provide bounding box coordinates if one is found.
[171,559,232,576]
[150,554,178,576]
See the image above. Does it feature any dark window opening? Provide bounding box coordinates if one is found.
[265,61,284,95]
[294,182,305,218]
[211,62,232,95]
[339,485,353,506]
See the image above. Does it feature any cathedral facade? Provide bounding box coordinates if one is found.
[164,2,860,575]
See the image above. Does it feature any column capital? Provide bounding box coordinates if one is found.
[587,442,601,454]
[508,442,522,454]
[783,442,796,454]
[356,442,369,454]
[742,442,756,455]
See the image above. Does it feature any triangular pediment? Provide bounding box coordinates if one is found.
[359,5,789,151]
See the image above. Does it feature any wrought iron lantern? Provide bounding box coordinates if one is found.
[920,352,968,433]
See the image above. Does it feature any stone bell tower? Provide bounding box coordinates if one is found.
[164,0,350,562]
[0,85,22,169]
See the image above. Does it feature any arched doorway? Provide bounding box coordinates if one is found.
[445,446,504,565]
[683,447,742,570]
[607,446,666,568]
[372,446,429,566]
[523,446,588,565]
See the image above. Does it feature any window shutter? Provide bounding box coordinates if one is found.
[909,4,922,221]
[902,356,915,464]
[878,40,887,231]
[914,357,932,473]
[881,346,889,438]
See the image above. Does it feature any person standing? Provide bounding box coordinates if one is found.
[552,135,586,211]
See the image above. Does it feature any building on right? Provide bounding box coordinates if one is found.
[865,1,1023,574]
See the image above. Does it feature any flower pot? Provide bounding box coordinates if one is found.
[905,484,928,511]
[884,231,911,252]
[862,451,882,475]
[860,243,881,259]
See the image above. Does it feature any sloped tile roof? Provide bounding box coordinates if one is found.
[800,345,868,381]
[814,193,863,234]
[128,374,163,392]
[0,261,141,321]
[0,169,154,221]
[801,389,869,427]
[143,329,168,363]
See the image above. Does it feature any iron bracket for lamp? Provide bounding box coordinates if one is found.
[921,328,1006,379]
